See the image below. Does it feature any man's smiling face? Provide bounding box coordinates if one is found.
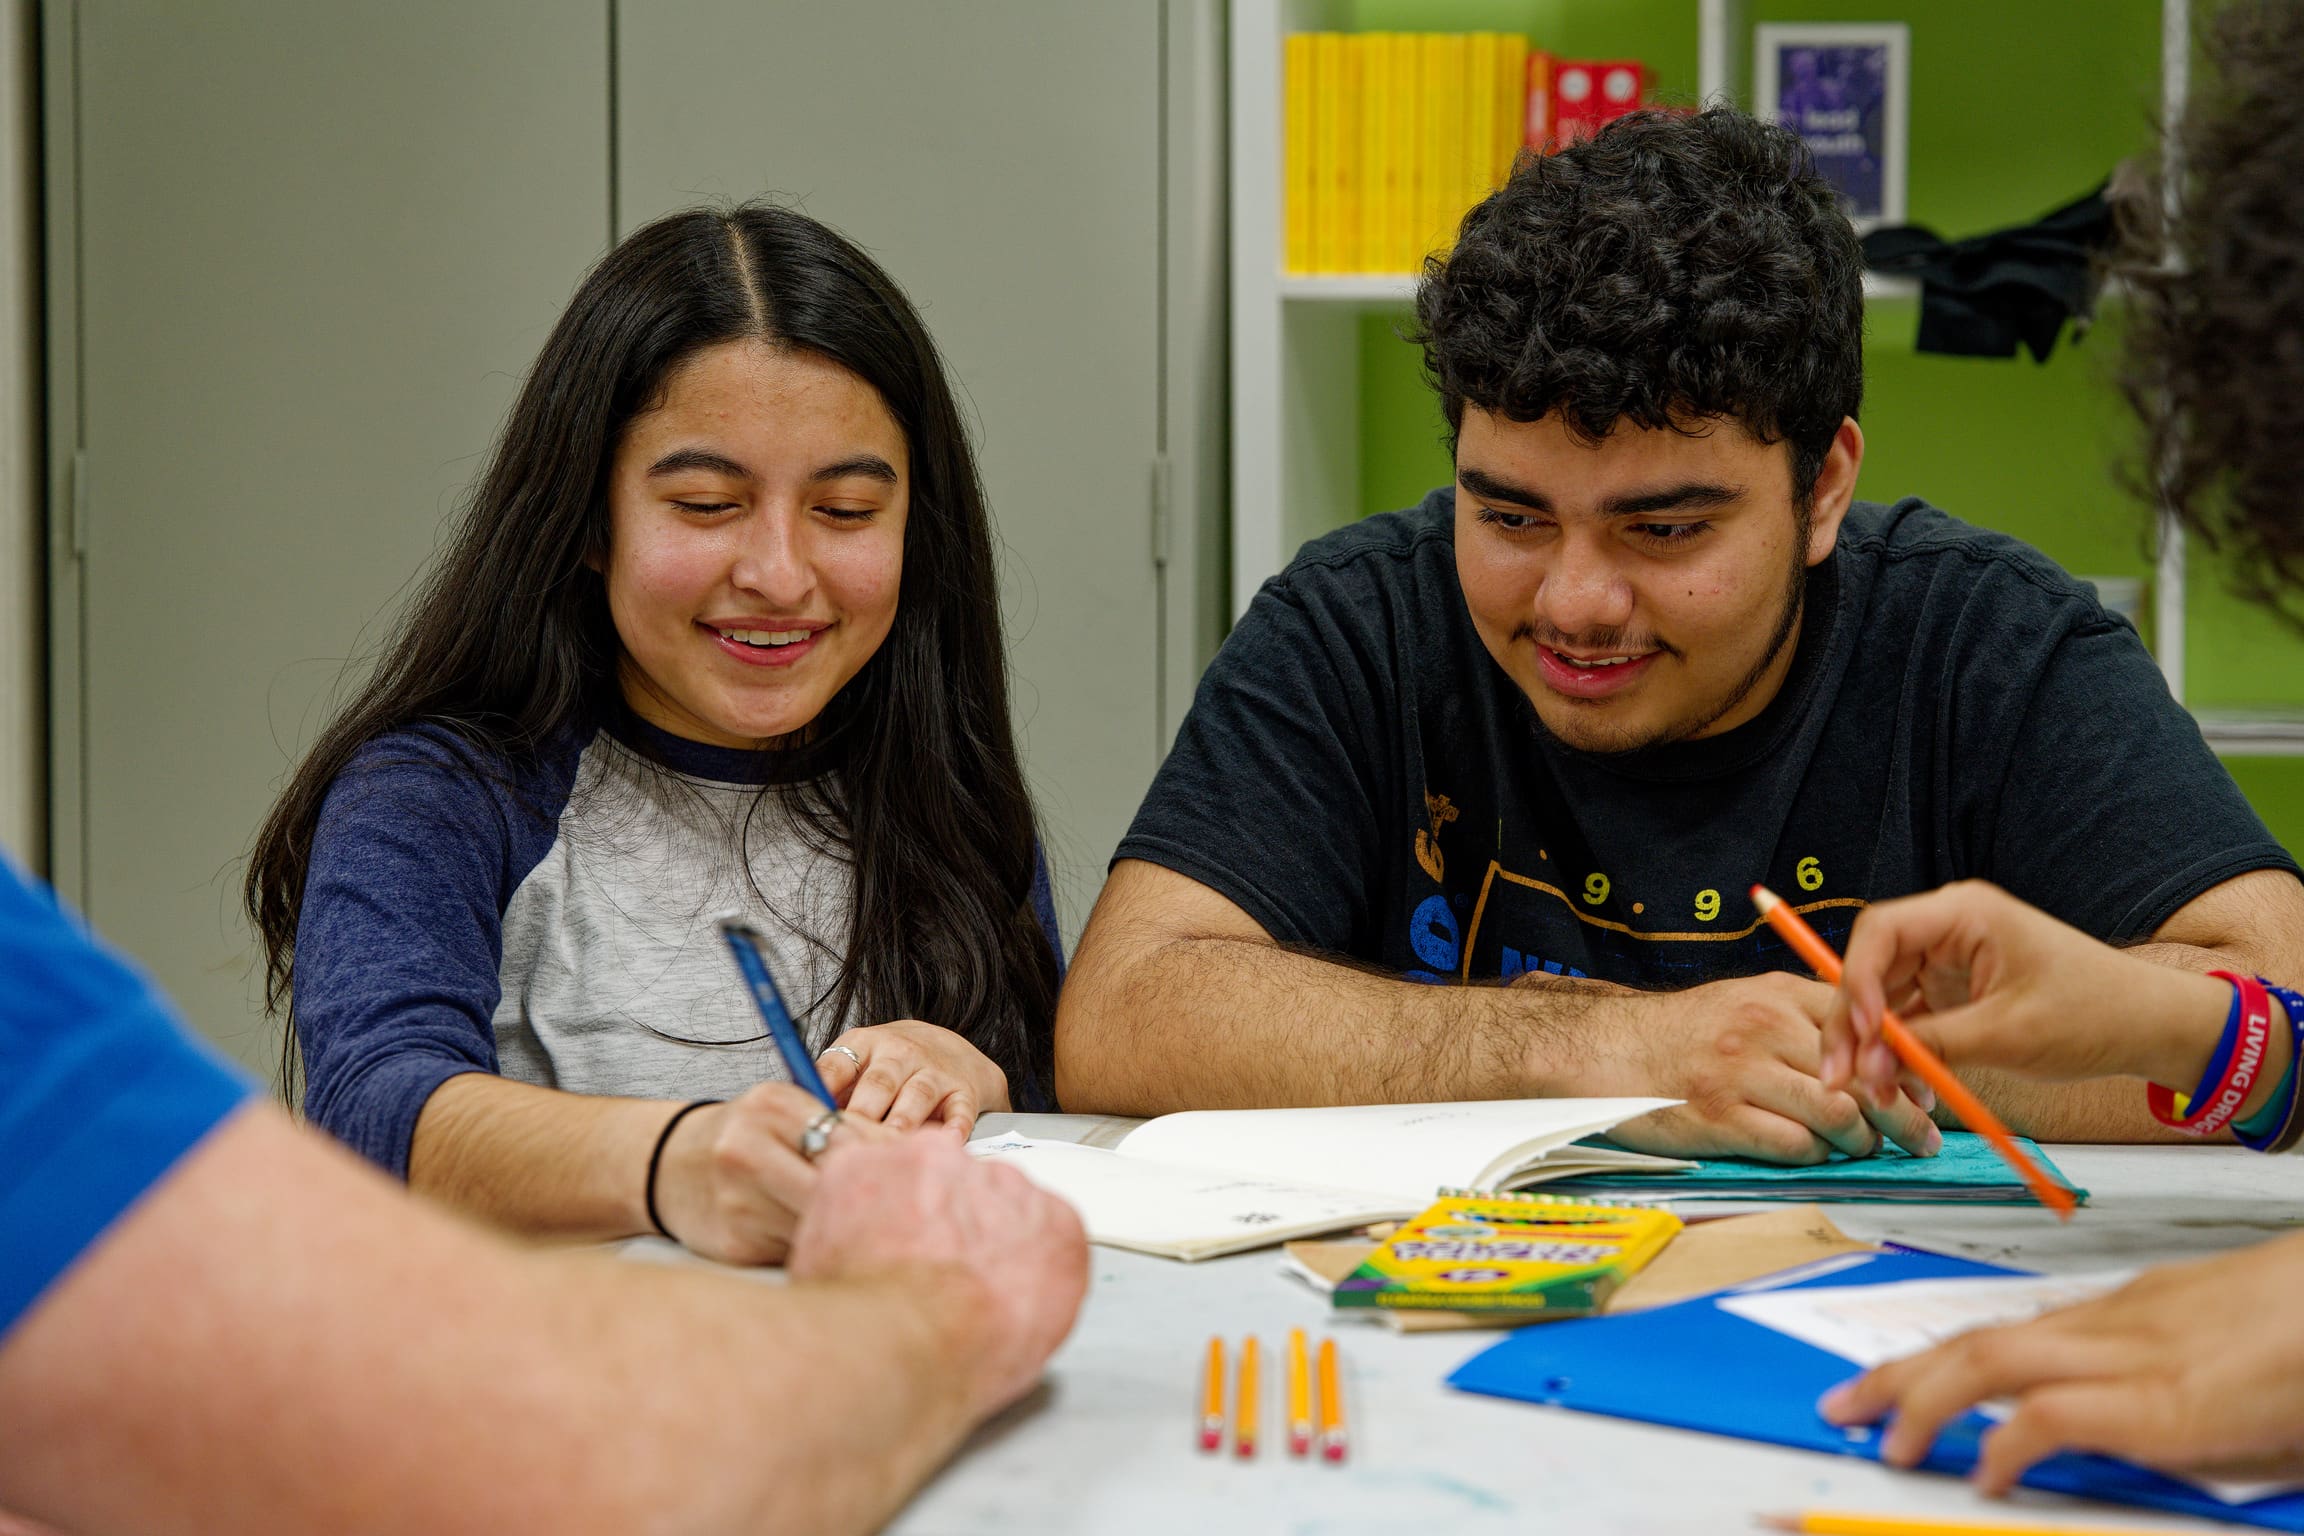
[1452,407,1860,755]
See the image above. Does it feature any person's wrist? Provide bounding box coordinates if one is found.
[649,1102,729,1247]
[1515,984,1646,1097]
[885,1263,1015,1422]
[2137,966,2246,1095]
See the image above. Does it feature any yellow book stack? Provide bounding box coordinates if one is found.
[1283,31,1534,277]
[1284,33,1314,277]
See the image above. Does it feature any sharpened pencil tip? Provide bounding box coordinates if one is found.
[1752,1516,1797,1533]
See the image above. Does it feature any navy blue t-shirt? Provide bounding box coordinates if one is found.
[1120,493,2298,984]
[0,860,250,1340]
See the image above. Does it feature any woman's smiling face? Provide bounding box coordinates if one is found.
[600,340,910,749]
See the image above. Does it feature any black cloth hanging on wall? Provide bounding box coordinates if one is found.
[1859,184,2115,362]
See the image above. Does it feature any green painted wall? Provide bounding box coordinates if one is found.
[1328,0,2304,854]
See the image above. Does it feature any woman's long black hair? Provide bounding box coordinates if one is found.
[246,205,1059,1104]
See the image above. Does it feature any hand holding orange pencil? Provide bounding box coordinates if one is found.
[1751,886,2076,1220]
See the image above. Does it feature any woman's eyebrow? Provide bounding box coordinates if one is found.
[809,454,900,485]
[646,447,754,479]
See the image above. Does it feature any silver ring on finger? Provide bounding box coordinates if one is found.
[819,1044,864,1071]
[798,1107,844,1162]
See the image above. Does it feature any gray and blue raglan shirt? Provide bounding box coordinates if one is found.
[295,716,1060,1177]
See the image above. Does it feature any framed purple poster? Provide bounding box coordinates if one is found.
[1754,23,1909,229]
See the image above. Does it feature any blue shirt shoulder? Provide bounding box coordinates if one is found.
[0,860,249,1341]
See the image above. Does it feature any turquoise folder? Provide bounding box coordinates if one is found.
[1448,1247,2304,1530]
[1552,1132,2089,1204]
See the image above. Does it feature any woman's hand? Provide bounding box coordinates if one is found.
[814,1021,1011,1136]
[1819,1231,2304,1494]
[652,1082,890,1266]
[1819,880,2230,1109]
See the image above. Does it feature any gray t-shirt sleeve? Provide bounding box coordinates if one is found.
[296,730,565,1177]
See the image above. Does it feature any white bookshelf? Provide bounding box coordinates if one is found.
[1230,0,1748,619]
[1227,0,2304,756]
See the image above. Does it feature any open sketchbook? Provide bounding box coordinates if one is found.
[967,1098,1686,1260]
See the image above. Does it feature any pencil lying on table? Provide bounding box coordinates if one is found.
[1760,1511,2161,1536]
[1286,1328,1313,1457]
[1235,1336,1261,1458]
[1198,1335,1224,1452]
[1749,885,2076,1221]
[1316,1337,1348,1463]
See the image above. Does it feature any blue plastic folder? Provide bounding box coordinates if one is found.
[1448,1248,2304,1531]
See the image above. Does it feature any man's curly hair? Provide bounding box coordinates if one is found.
[2119,0,2304,626]
[1413,107,1865,502]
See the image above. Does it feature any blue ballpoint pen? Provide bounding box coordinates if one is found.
[714,914,838,1109]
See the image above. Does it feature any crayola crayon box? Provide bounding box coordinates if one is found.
[1334,1192,1681,1315]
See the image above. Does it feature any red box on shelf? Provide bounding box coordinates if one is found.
[1550,59,1648,147]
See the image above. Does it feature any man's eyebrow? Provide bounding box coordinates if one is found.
[809,454,900,485]
[647,448,754,480]
[1600,482,1742,516]
[1458,465,1553,511]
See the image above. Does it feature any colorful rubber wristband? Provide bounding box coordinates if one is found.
[2149,971,2273,1136]
[2237,980,2304,1154]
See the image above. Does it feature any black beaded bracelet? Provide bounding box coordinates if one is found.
[645,1099,723,1243]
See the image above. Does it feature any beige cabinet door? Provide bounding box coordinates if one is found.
[51,0,608,1073]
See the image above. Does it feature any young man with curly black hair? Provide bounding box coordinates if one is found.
[1057,107,2304,1163]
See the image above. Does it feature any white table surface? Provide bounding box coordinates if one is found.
[875,1135,2304,1536]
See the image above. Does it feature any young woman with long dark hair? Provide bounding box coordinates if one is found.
[245,205,1062,1264]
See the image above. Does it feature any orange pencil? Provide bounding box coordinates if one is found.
[1199,1335,1225,1452]
[1750,885,2076,1221]
[1235,1336,1261,1458]
[1285,1328,1313,1456]
[1316,1336,1348,1463]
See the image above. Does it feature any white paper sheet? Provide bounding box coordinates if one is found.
[1719,1270,2139,1368]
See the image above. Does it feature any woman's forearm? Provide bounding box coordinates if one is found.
[408,1071,675,1241]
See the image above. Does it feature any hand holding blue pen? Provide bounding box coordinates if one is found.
[715,915,839,1110]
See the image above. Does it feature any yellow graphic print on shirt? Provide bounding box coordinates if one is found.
[1419,852,1866,990]
[1415,789,1460,882]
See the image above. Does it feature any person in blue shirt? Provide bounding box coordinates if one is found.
[241,205,1067,1266]
[1814,0,2304,1496]
[0,857,1087,1536]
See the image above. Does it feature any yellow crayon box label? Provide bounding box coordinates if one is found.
[1334,1194,1681,1314]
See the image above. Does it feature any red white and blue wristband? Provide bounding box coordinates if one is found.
[2148,970,2274,1137]
[2236,978,2304,1154]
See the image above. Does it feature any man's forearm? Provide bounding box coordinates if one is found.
[0,1107,1001,1536]
[1949,1071,2201,1143]
[1056,934,1605,1114]
[409,1071,675,1242]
